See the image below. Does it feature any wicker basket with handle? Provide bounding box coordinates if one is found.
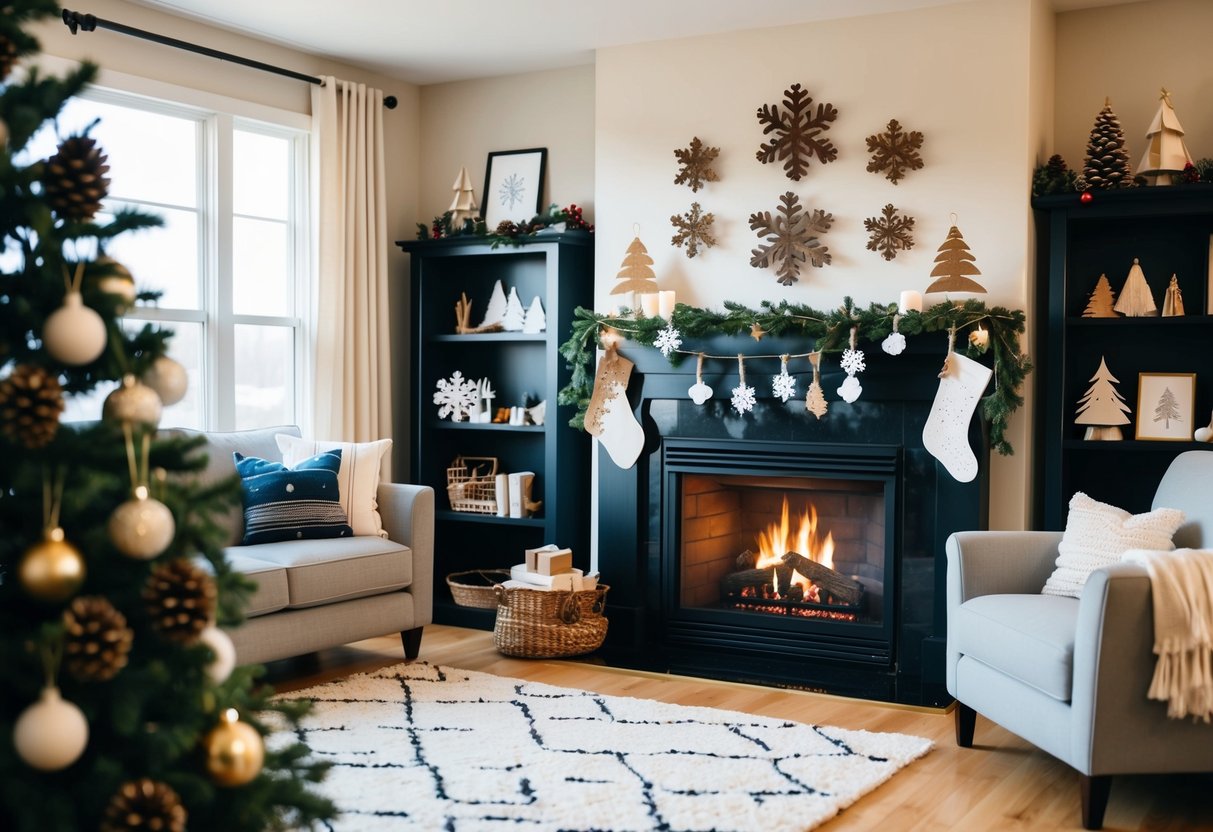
[446,456,498,514]
[492,583,609,658]
[446,569,512,608]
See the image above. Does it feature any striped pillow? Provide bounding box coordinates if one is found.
[234,449,352,545]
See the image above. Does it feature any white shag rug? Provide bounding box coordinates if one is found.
[275,662,931,832]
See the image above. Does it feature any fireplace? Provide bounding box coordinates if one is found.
[595,333,987,706]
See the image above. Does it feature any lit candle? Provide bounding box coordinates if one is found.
[639,292,661,318]
[658,290,676,319]
[969,324,989,350]
[899,290,923,314]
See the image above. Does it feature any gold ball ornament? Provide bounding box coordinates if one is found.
[103,374,162,427]
[90,256,137,309]
[43,291,108,366]
[13,686,89,771]
[108,486,175,560]
[141,355,188,407]
[19,527,86,602]
[101,778,187,832]
[204,708,264,786]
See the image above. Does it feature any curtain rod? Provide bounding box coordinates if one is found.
[61,9,398,109]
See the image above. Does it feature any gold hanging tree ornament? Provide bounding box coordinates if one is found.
[1074,355,1131,440]
[1113,258,1157,317]
[610,227,659,296]
[1082,274,1117,317]
[924,215,986,294]
[1136,88,1193,186]
[1162,275,1184,317]
[806,351,828,419]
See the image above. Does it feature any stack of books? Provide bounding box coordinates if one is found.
[501,544,599,591]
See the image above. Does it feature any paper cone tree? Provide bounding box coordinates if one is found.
[924,223,986,294]
[1075,356,1131,428]
[1082,274,1117,317]
[448,166,479,227]
[1113,258,1157,316]
[1137,89,1193,186]
[611,235,659,295]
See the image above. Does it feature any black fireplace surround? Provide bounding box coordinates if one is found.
[595,333,988,706]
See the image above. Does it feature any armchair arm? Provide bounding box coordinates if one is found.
[377,482,435,626]
[946,530,1063,604]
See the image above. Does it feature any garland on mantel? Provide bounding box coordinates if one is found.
[557,297,1032,455]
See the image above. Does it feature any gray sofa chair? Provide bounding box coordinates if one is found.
[175,425,434,666]
[946,450,1213,830]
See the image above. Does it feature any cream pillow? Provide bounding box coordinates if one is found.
[1041,492,1184,598]
[276,435,392,538]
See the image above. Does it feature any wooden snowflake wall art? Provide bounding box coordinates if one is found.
[749,191,832,286]
[864,204,915,261]
[670,202,716,258]
[673,137,720,191]
[755,83,838,181]
[865,119,924,184]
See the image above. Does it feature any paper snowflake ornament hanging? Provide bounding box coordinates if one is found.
[755,83,838,181]
[654,324,682,358]
[772,355,797,403]
[865,119,925,185]
[731,356,756,415]
[673,137,720,192]
[670,202,716,258]
[433,371,479,422]
[840,348,866,375]
[749,191,832,286]
[864,204,915,261]
[836,330,865,403]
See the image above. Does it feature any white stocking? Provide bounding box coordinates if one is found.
[922,351,992,483]
[585,347,645,469]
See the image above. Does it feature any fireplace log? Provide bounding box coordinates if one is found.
[721,565,791,596]
[780,552,863,605]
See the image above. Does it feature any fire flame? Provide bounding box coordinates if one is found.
[755,496,834,597]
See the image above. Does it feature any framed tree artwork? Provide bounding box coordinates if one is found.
[1135,372,1196,441]
[483,148,547,229]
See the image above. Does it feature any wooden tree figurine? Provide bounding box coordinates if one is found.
[610,233,659,296]
[1137,88,1193,186]
[502,286,526,331]
[924,220,986,294]
[1075,356,1131,440]
[1113,258,1157,316]
[448,166,479,228]
[1083,274,1117,317]
[477,279,508,329]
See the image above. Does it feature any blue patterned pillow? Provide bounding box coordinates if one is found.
[234,449,352,545]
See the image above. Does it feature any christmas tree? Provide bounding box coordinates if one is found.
[609,234,659,296]
[0,3,332,830]
[1136,88,1192,186]
[1074,356,1131,440]
[1082,274,1117,317]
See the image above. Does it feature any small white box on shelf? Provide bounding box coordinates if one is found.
[494,474,509,517]
[508,471,535,518]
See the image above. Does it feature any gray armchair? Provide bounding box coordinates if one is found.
[946,450,1213,829]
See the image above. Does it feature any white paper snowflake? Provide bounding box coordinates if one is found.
[882,332,907,356]
[731,383,756,415]
[840,348,866,375]
[655,324,683,358]
[837,375,863,403]
[772,369,797,402]
[433,371,479,421]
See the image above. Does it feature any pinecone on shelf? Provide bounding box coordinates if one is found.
[0,364,65,448]
[41,134,112,221]
[0,33,18,82]
[101,778,187,832]
[142,559,216,643]
[1082,101,1134,190]
[63,596,134,682]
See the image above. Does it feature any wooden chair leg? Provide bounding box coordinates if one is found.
[1079,773,1112,830]
[954,702,976,748]
[400,626,424,660]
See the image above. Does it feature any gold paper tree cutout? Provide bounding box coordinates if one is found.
[670,202,716,258]
[610,234,659,295]
[755,83,838,181]
[1082,274,1117,317]
[673,137,720,192]
[749,191,833,286]
[806,352,827,419]
[865,119,924,184]
[924,220,985,293]
[864,204,915,261]
[1075,356,1131,430]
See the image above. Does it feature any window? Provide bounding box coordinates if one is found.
[11,75,310,430]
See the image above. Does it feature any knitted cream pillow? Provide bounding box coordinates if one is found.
[1041,492,1185,598]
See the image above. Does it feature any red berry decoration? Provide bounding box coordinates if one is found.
[1080,191,1093,204]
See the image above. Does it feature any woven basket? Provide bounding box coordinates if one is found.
[446,569,512,609]
[446,456,498,514]
[492,584,609,658]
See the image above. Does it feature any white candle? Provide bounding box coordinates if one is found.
[899,290,923,314]
[639,292,661,318]
[969,325,989,350]
[658,290,676,319]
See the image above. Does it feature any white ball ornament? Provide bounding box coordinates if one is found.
[108,486,175,560]
[199,625,236,684]
[142,356,188,406]
[103,374,162,426]
[14,686,89,771]
[43,291,107,365]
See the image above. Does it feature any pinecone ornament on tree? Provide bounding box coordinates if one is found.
[101,778,187,832]
[142,559,216,643]
[41,133,112,221]
[0,364,65,448]
[63,596,134,682]
[1082,100,1134,190]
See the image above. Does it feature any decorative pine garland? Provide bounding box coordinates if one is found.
[557,297,1032,455]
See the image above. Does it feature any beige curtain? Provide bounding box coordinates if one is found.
[310,76,391,451]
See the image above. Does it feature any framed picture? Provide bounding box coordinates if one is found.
[1135,372,1196,441]
[482,148,546,230]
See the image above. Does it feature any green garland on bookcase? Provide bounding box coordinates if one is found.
[557,297,1032,455]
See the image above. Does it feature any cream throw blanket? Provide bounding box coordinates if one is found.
[1122,548,1213,721]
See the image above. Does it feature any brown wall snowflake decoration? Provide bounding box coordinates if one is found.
[864,204,915,261]
[865,119,924,185]
[670,202,716,258]
[755,83,838,181]
[673,137,720,192]
[749,191,832,286]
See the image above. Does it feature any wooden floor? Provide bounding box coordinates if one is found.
[265,625,1213,832]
